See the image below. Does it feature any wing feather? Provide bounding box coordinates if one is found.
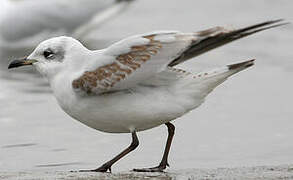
[72,32,193,95]
[72,20,286,95]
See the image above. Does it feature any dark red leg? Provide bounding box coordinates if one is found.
[80,131,139,173]
[133,122,175,172]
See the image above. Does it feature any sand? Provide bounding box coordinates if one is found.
[1,164,293,180]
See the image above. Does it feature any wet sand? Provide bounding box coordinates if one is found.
[1,164,293,180]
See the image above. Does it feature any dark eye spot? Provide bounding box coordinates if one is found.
[43,49,54,59]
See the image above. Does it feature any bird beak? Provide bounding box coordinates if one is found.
[8,57,38,69]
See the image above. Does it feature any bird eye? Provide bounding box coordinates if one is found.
[43,49,54,59]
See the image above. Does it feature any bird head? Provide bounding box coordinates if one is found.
[8,36,88,80]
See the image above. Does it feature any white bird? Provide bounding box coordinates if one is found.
[8,20,286,172]
[0,0,134,62]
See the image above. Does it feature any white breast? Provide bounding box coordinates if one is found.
[52,80,202,133]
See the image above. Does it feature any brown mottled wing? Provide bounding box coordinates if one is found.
[72,31,194,95]
[72,20,285,95]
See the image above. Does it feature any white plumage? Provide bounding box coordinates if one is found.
[21,32,254,133]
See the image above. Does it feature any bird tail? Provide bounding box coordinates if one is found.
[197,59,254,78]
[168,19,288,66]
[176,59,255,100]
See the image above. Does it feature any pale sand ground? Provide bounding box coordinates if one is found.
[1,164,293,180]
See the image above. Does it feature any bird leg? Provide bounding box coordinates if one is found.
[133,122,175,172]
[80,131,139,173]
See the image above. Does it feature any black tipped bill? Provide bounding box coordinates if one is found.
[8,58,38,69]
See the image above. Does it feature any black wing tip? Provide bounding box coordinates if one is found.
[259,19,290,28]
[252,18,289,29]
[267,19,291,24]
[168,19,289,67]
[237,19,289,34]
[228,59,255,70]
[254,19,287,26]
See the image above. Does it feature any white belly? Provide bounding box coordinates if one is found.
[55,86,203,133]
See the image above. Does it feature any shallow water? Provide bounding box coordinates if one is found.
[1,0,293,172]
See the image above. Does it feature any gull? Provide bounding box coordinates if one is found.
[0,0,134,62]
[8,20,286,172]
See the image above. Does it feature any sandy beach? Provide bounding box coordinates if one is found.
[1,164,293,180]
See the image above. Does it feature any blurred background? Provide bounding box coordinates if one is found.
[0,0,292,172]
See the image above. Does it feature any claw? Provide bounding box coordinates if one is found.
[133,165,167,172]
[78,169,96,172]
[79,164,112,173]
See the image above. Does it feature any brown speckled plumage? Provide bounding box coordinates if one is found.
[72,35,162,94]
